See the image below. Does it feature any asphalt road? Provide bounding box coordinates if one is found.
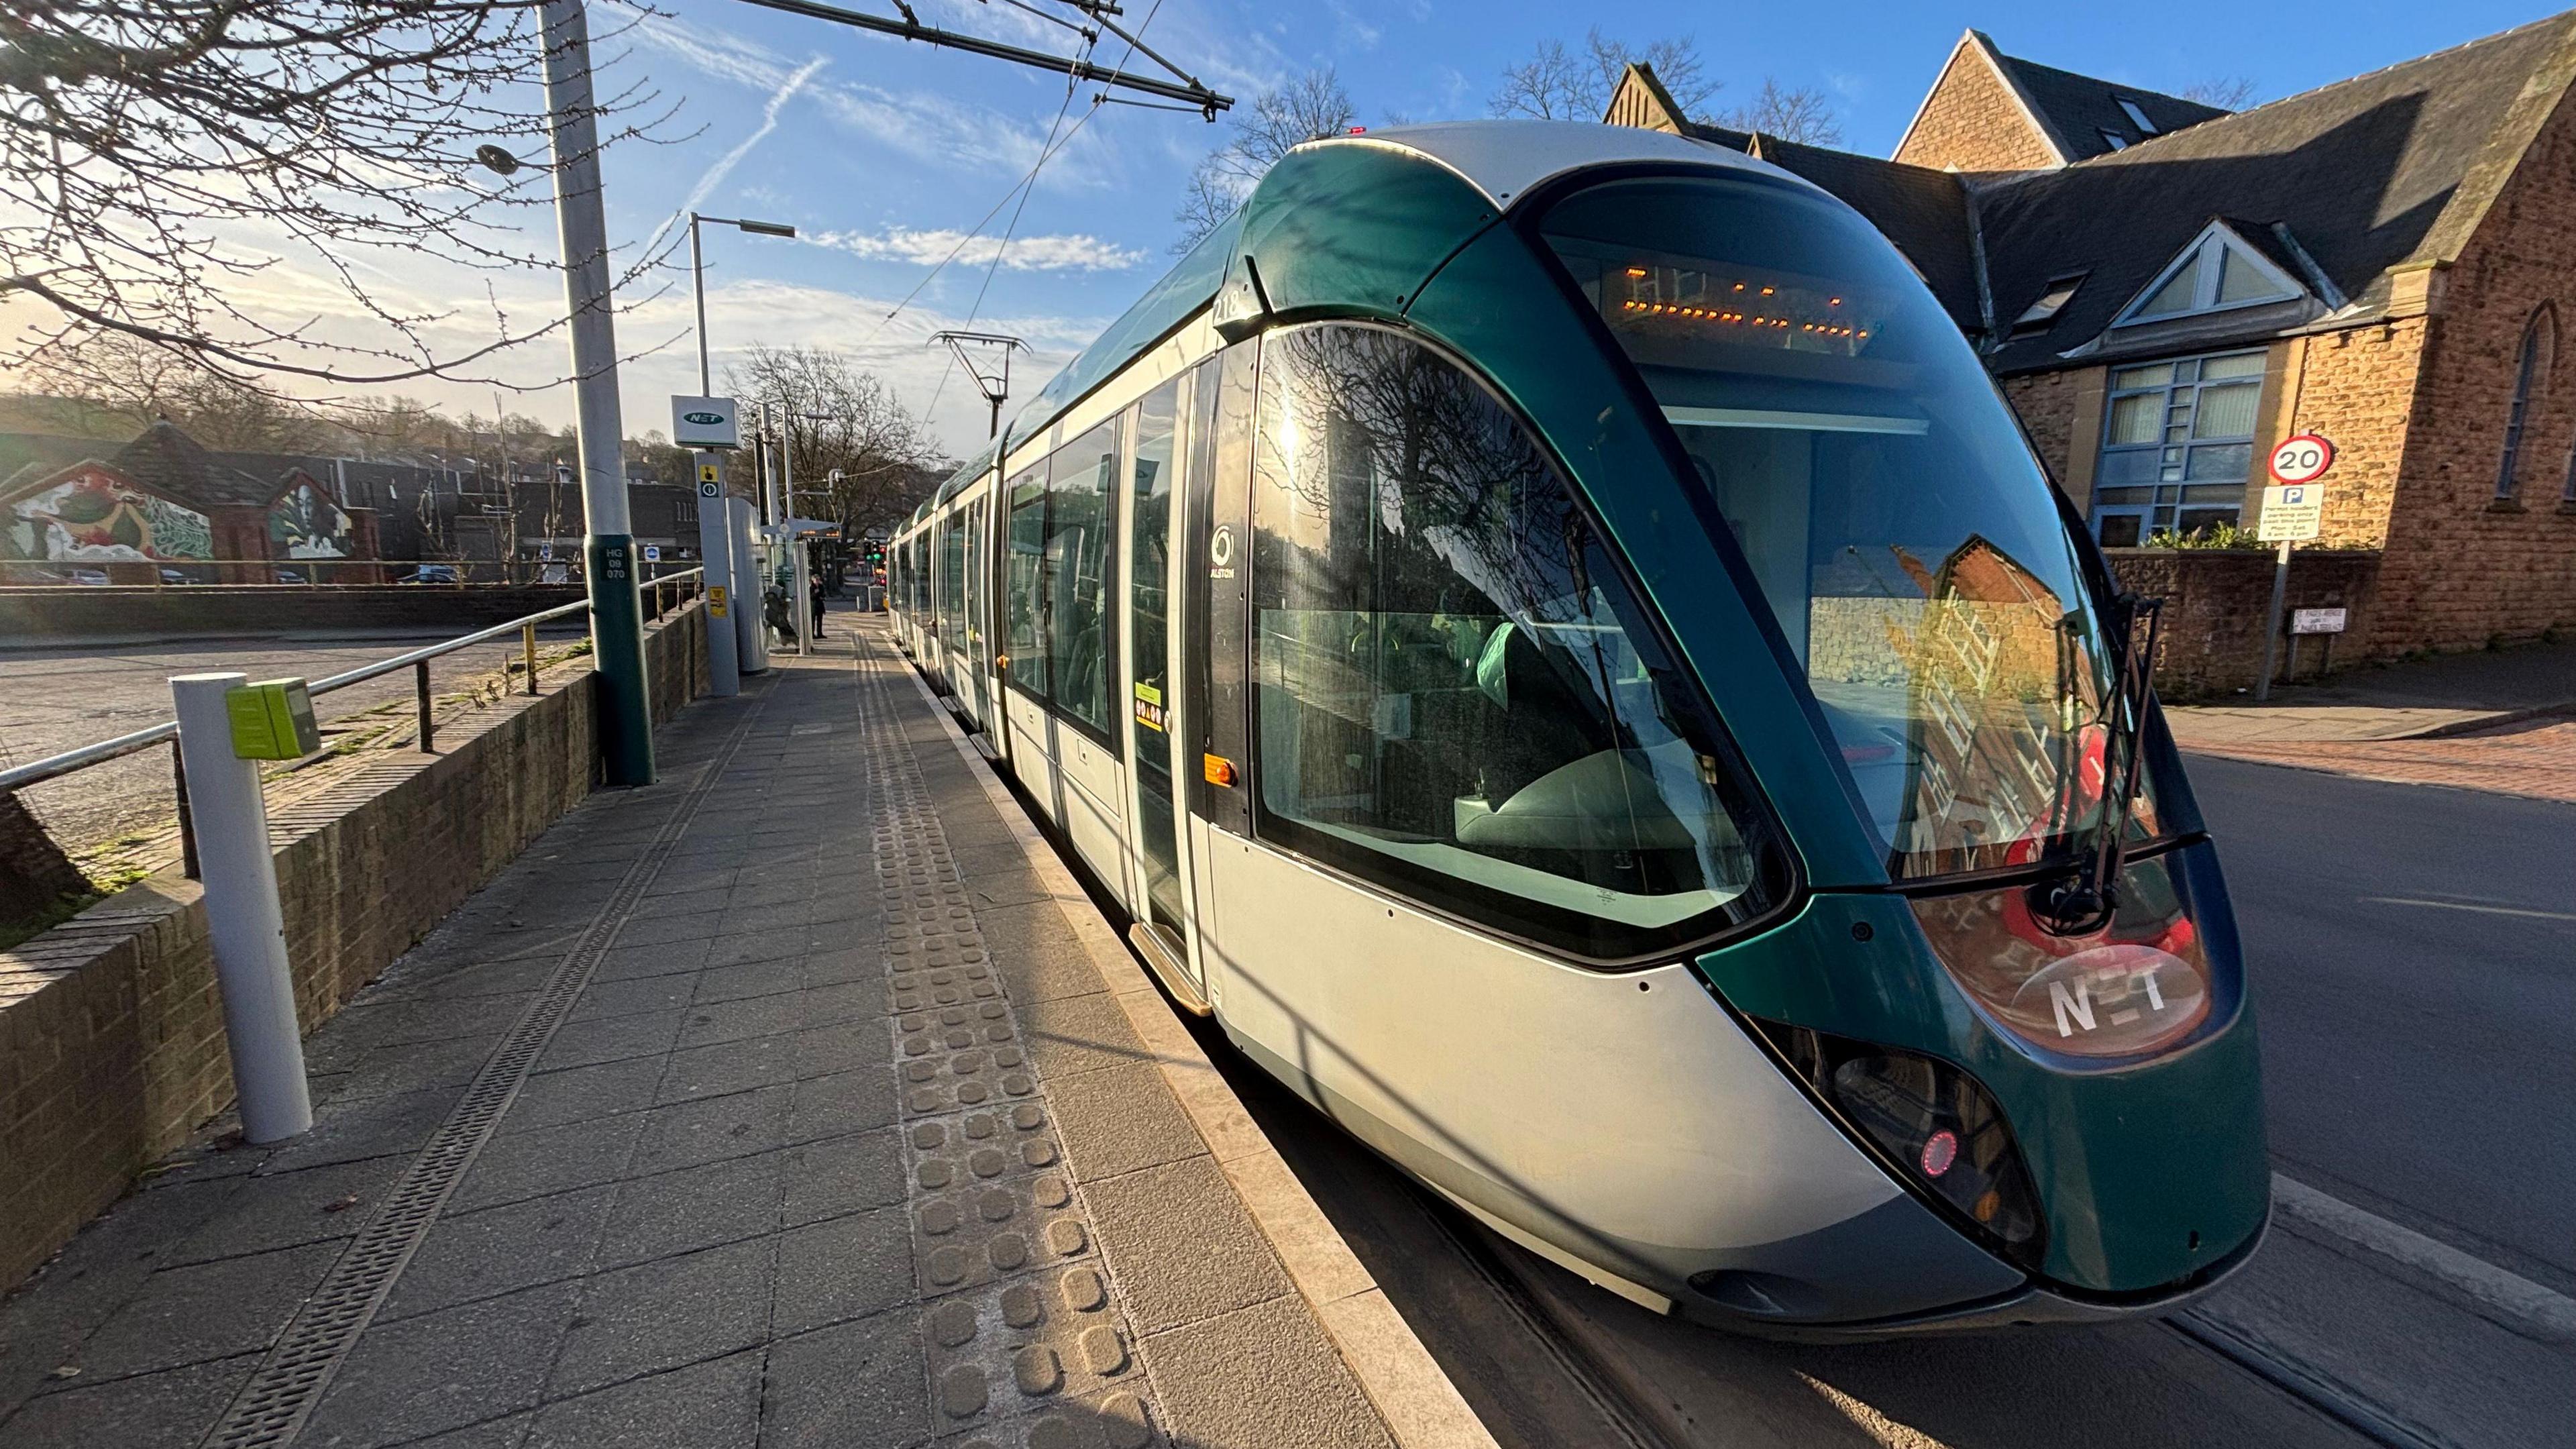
[0,629,588,857]
[1191,753,2575,1449]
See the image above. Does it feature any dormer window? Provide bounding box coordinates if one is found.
[2012,273,2087,333]
[2099,130,2129,152]
[2115,98,2159,135]
[2115,221,2302,325]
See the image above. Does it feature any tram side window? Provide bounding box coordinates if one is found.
[1043,418,1121,739]
[1005,468,1049,699]
[941,513,968,643]
[1247,324,1784,958]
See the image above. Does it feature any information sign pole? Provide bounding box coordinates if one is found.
[2254,447,2330,701]
[695,458,739,696]
[2256,541,2292,702]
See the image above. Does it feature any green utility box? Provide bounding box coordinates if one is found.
[225,678,321,760]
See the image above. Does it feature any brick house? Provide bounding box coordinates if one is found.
[1,420,383,584]
[1607,13,2576,659]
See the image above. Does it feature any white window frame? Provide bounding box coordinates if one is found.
[2115,97,2159,135]
[2112,220,2304,327]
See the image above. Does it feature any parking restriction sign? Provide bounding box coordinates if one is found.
[2258,484,2322,542]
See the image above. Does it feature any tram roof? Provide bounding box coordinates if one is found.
[928,121,1786,502]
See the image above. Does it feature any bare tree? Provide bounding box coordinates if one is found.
[1490,30,1719,121]
[17,333,335,449]
[0,1,671,393]
[1173,68,1356,252]
[2180,76,2260,109]
[1719,79,1844,147]
[723,344,945,532]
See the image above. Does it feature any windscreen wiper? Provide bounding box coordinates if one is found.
[2044,594,2163,932]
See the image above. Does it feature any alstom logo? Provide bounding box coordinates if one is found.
[683,411,724,425]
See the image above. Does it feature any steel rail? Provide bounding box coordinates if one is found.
[0,569,704,796]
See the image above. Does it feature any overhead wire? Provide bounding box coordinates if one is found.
[860,0,1176,427]
[924,46,1091,419]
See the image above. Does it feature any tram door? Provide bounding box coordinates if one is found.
[1119,373,1208,1002]
[960,493,989,727]
[1123,381,1189,943]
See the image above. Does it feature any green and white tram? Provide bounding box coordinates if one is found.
[890,121,2267,1334]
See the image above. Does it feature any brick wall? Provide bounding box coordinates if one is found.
[0,602,708,1291]
[1894,44,2060,173]
[2367,89,2576,655]
[2106,548,2383,698]
[2002,366,2106,508]
[2276,323,2426,555]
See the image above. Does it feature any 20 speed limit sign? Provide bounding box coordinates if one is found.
[2269,433,2334,484]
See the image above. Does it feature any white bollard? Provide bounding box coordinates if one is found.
[170,674,313,1143]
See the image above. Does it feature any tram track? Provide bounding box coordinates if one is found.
[2167,1309,2457,1449]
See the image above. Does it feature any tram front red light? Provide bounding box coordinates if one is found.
[1758,1023,2045,1269]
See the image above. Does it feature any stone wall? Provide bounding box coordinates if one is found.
[0,584,588,643]
[0,603,707,1291]
[2002,366,2105,510]
[1893,42,2060,173]
[2369,87,2576,653]
[2106,548,2383,698]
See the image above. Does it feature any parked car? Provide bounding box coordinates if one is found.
[70,568,110,586]
[405,564,462,584]
[274,568,305,584]
[159,568,195,585]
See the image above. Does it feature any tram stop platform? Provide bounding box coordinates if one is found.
[0,618,1491,1449]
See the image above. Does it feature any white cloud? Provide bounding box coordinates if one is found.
[811,227,1144,273]
[643,53,828,260]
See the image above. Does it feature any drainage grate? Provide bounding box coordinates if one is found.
[200,690,774,1449]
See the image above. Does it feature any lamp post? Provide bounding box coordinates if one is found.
[686,211,793,688]
[687,212,796,394]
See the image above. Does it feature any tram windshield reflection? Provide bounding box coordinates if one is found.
[1540,174,2159,879]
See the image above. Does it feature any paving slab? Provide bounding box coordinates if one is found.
[0,622,1489,1449]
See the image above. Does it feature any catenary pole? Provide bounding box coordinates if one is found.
[540,0,652,784]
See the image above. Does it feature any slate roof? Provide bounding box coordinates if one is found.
[1976,11,2576,372]
[1627,13,2576,380]
[1986,44,2231,162]
[107,420,285,509]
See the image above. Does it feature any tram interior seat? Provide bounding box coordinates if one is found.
[1263,608,1744,890]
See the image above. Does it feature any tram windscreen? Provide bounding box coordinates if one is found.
[1541,174,2156,879]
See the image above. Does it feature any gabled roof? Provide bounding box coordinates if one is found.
[110,419,284,509]
[1988,46,2232,162]
[1977,11,2576,371]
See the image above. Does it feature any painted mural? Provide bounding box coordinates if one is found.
[270,479,355,559]
[4,470,213,561]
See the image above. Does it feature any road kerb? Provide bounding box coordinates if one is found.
[900,660,1501,1449]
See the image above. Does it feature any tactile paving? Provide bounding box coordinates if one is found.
[855,647,1163,1448]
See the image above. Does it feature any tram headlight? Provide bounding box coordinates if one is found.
[1760,1024,2045,1268]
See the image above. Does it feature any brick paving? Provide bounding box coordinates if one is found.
[0,622,1393,1449]
[2182,714,2576,803]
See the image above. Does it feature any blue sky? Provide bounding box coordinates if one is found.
[146,0,2576,455]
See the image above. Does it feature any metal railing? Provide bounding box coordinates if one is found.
[0,568,702,877]
[1,557,712,589]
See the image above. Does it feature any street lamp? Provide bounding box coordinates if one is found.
[687,212,797,394]
[686,211,794,688]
